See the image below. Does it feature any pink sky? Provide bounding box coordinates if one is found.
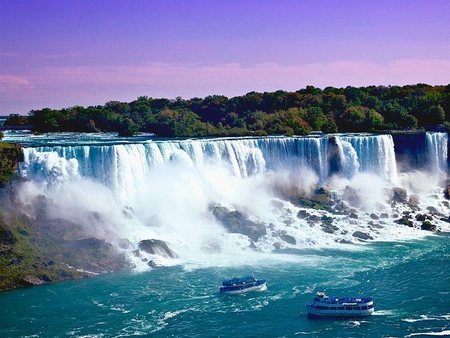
[1,0,449,115]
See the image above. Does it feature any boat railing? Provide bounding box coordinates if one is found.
[314,296,373,304]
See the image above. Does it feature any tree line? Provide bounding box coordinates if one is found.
[4,84,450,137]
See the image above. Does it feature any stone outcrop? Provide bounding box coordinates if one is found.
[352,231,374,241]
[391,187,408,204]
[138,239,177,258]
[211,205,267,242]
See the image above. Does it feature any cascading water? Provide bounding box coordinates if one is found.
[11,132,450,268]
[425,132,448,174]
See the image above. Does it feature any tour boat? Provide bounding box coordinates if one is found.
[306,292,374,318]
[219,275,267,295]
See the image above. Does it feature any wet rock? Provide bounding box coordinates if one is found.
[369,213,379,220]
[395,217,414,227]
[421,221,436,231]
[297,210,310,219]
[322,224,339,234]
[139,239,177,258]
[321,215,334,224]
[349,213,358,219]
[118,238,131,250]
[392,187,408,204]
[409,195,420,208]
[444,185,450,200]
[426,206,440,215]
[352,231,374,241]
[280,234,296,245]
[343,186,361,207]
[415,214,426,221]
[311,186,331,204]
[212,206,267,242]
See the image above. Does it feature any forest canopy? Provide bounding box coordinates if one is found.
[4,84,450,137]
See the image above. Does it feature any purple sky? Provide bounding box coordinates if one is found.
[1,0,449,115]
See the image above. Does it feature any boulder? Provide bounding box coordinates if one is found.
[343,186,361,207]
[212,206,267,242]
[352,231,374,241]
[280,234,296,245]
[408,195,420,208]
[310,186,331,204]
[392,187,408,204]
[22,275,46,286]
[444,185,450,200]
[421,221,436,231]
[395,217,414,227]
[139,239,177,258]
[297,210,310,219]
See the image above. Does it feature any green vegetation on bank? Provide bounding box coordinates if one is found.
[0,143,21,188]
[5,84,450,136]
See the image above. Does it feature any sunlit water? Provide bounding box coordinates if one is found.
[1,237,449,337]
[1,131,449,337]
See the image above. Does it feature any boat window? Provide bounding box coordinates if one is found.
[355,307,361,310]
[346,307,352,310]
[368,304,374,309]
[362,306,368,310]
[338,307,344,310]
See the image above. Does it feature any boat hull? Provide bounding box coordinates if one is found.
[306,305,374,318]
[220,282,267,295]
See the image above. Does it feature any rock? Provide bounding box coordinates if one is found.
[444,185,450,200]
[349,213,358,219]
[22,275,46,286]
[409,195,420,208]
[343,186,361,207]
[320,215,334,224]
[311,186,331,204]
[138,239,177,258]
[395,217,414,227]
[0,227,16,245]
[415,214,426,221]
[73,237,108,249]
[211,205,231,221]
[352,231,374,241]
[297,210,309,219]
[280,234,296,245]
[118,238,131,249]
[369,213,379,220]
[212,207,267,242]
[426,206,440,215]
[421,221,436,231]
[392,187,408,204]
[328,136,343,176]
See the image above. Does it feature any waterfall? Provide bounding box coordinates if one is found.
[20,134,399,200]
[11,132,450,265]
[425,132,448,173]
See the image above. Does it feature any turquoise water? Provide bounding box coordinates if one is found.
[2,235,449,338]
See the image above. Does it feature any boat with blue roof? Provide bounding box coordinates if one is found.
[219,275,267,295]
[306,292,374,318]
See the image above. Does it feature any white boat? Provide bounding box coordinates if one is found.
[219,275,267,295]
[306,292,374,318]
